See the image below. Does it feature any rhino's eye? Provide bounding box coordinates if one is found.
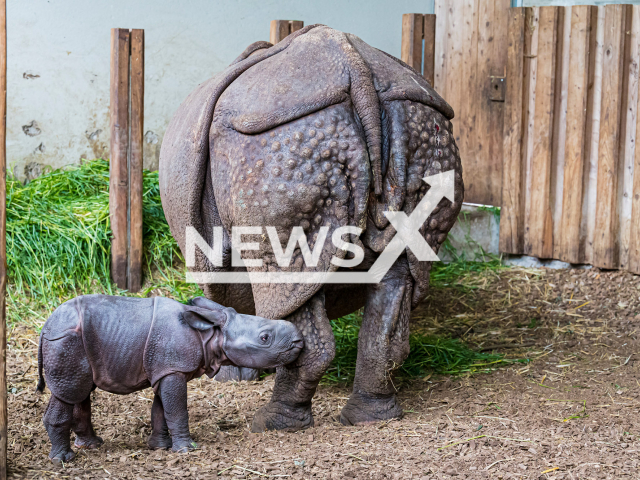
[260,333,270,344]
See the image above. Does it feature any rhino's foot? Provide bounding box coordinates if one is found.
[214,366,262,382]
[50,448,75,466]
[171,437,198,453]
[74,434,103,450]
[340,392,403,426]
[147,433,172,450]
[251,401,314,432]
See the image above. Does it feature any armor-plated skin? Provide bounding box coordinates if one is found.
[160,25,464,431]
[37,295,303,463]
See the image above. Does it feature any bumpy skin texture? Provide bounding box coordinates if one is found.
[37,295,302,461]
[159,26,464,431]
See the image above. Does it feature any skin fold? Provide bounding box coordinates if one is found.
[159,25,464,431]
[37,295,303,463]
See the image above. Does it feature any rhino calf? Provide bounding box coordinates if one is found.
[37,295,303,464]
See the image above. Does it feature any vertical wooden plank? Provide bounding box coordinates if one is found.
[580,7,604,265]
[557,6,594,264]
[290,20,304,34]
[593,5,626,269]
[550,7,570,259]
[433,1,449,97]
[110,28,130,289]
[618,5,638,271]
[129,29,144,292]
[456,0,481,205]
[0,0,6,476]
[628,7,640,274]
[523,7,539,255]
[270,20,290,44]
[500,7,527,254]
[401,14,424,72]
[473,0,509,207]
[423,14,436,86]
[525,7,557,259]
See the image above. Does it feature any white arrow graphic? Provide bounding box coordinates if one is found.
[367,170,455,282]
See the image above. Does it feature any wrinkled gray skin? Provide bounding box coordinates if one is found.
[159,26,463,431]
[37,295,303,463]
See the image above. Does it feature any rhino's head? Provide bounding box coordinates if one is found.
[184,297,303,369]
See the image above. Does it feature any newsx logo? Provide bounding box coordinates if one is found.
[185,171,455,284]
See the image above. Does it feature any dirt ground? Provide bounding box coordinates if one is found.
[6,265,640,479]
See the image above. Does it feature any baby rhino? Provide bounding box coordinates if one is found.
[37,295,303,464]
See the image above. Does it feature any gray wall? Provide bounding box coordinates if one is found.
[9,0,436,181]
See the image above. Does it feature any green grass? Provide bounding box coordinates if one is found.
[7,159,199,327]
[7,158,522,382]
[323,310,525,384]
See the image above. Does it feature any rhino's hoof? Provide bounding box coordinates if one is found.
[251,401,314,432]
[74,435,103,450]
[171,439,197,453]
[340,392,403,426]
[147,434,172,450]
[50,449,76,466]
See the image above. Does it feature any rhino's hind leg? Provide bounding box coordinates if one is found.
[251,292,335,432]
[340,257,412,426]
[148,395,172,450]
[72,394,103,449]
[44,396,76,465]
[214,366,262,382]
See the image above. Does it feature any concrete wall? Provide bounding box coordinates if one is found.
[9,0,437,181]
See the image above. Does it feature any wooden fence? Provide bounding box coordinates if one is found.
[500,5,640,273]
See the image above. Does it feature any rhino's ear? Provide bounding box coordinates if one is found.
[183,307,227,331]
[189,296,222,310]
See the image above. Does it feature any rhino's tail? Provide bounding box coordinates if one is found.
[36,332,45,393]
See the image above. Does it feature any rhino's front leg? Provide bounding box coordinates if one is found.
[157,373,197,452]
[147,395,172,450]
[251,291,335,432]
[341,257,412,425]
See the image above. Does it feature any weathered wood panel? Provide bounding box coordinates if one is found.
[628,7,640,274]
[618,5,639,271]
[500,7,527,254]
[109,28,130,289]
[270,20,303,44]
[129,29,144,292]
[423,14,436,86]
[401,13,424,71]
[433,0,509,206]
[593,5,626,269]
[525,7,557,259]
[557,6,596,264]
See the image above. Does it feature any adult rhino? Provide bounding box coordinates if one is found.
[159,25,463,431]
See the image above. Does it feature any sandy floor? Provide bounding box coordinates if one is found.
[6,266,640,479]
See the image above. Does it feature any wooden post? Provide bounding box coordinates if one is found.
[423,14,436,86]
[401,13,436,85]
[402,13,424,71]
[0,0,6,476]
[109,28,144,292]
[110,29,130,290]
[129,30,144,292]
[270,20,303,44]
